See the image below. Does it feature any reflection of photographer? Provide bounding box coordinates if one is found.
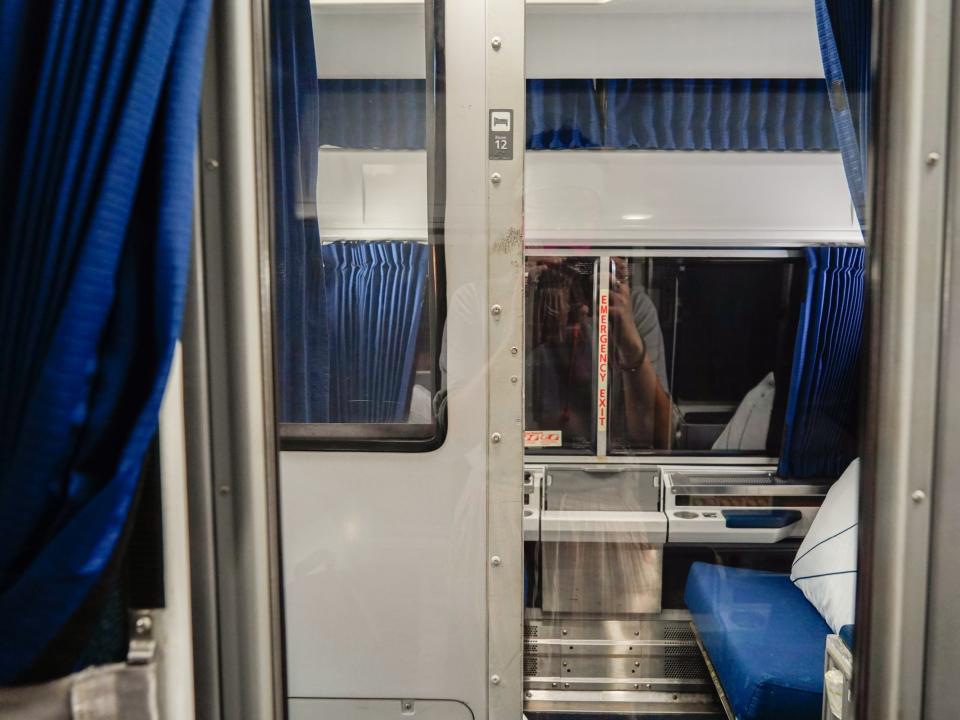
[526,256,777,453]
[609,258,673,449]
[611,258,779,454]
[527,259,595,447]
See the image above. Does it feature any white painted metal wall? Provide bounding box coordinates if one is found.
[280,1,496,717]
[311,0,823,79]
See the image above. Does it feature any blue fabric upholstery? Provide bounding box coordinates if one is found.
[0,0,210,682]
[779,247,865,479]
[839,624,854,649]
[685,562,831,720]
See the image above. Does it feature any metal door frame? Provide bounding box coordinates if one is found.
[186,0,285,718]
[858,0,954,717]
[183,0,960,717]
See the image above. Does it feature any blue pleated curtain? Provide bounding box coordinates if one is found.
[323,242,429,423]
[275,6,430,424]
[319,79,425,150]
[315,78,836,152]
[816,0,871,227]
[776,0,871,479]
[779,248,865,479]
[0,0,211,683]
[604,79,837,151]
[527,79,602,149]
[273,0,329,423]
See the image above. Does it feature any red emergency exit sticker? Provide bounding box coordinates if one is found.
[597,289,609,431]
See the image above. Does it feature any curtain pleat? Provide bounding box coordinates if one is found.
[323,241,429,423]
[526,79,602,149]
[779,247,865,479]
[0,0,210,682]
[604,79,838,151]
[274,0,329,423]
[315,78,836,152]
[318,79,425,150]
[816,0,871,228]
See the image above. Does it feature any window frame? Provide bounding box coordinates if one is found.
[273,0,448,453]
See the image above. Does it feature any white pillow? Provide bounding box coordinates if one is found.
[712,372,775,451]
[790,458,860,634]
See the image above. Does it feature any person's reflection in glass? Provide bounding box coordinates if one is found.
[609,258,673,449]
[527,259,595,448]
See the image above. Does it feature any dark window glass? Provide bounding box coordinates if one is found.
[525,257,598,454]
[608,257,802,455]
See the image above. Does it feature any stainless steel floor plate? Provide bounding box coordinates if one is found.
[524,613,721,716]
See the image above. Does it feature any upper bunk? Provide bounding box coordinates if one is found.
[307,0,863,247]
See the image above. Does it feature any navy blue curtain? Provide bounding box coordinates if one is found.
[315,78,837,152]
[319,79,425,150]
[816,0,871,227]
[604,79,838,151]
[527,79,602,149]
[323,241,429,423]
[317,79,602,150]
[274,0,329,423]
[0,0,211,683]
[779,247,865,479]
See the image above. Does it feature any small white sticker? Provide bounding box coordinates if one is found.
[525,430,562,448]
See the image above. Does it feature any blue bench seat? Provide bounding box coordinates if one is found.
[685,562,831,720]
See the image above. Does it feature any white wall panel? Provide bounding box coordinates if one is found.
[316,150,427,240]
[289,699,474,720]
[281,1,493,714]
[524,151,862,245]
[311,0,823,80]
[316,149,862,245]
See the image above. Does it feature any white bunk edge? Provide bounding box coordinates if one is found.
[525,151,862,246]
[539,510,668,544]
[315,149,863,246]
[310,0,824,80]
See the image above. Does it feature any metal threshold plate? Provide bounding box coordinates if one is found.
[524,688,722,716]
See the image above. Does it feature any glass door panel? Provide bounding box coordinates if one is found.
[522,1,870,718]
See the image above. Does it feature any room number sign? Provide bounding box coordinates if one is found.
[489,109,514,160]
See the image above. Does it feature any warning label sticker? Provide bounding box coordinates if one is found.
[524,430,562,448]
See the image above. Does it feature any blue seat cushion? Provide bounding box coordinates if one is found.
[839,624,854,649]
[685,562,831,720]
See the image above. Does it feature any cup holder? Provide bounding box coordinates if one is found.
[673,510,700,520]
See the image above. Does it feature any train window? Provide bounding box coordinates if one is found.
[525,257,599,454]
[269,0,445,449]
[607,256,803,455]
